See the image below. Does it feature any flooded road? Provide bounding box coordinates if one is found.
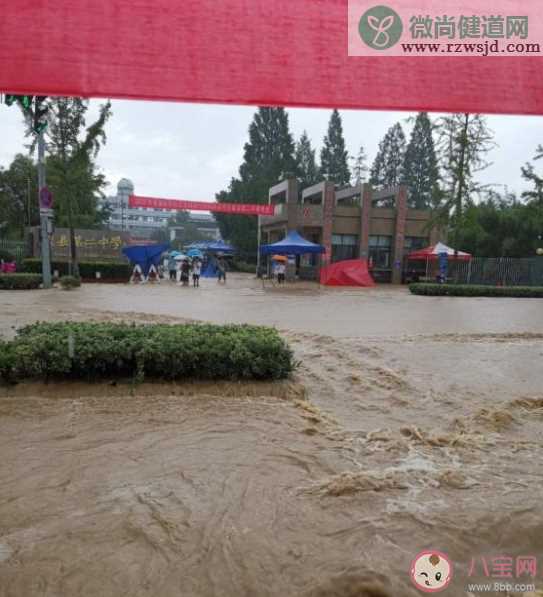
[1,276,543,596]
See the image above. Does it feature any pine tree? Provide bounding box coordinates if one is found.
[215,107,296,258]
[403,112,440,209]
[351,145,369,186]
[370,122,406,191]
[295,130,319,189]
[320,110,351,186]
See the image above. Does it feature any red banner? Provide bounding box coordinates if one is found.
[129,195,275,216]
[1,1,542,115]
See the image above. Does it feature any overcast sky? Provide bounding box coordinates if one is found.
[1,99,541,201]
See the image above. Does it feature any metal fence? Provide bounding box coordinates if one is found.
[0,239,28,263]
[448,257,543,287]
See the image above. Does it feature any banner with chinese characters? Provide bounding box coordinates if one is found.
[129,195,275,216]
[1,1,543,115]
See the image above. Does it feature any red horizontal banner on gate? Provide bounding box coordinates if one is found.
[129,195,275,216]
[1,1,543,114]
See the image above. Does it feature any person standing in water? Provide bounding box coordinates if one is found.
[216,256,226,284]
[181,258,190,286]
[192,258,201,287]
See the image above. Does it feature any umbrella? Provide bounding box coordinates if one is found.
[272,255,288,262]
[187,248,203,258]
[174,254,188,261]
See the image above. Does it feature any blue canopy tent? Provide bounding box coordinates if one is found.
[206,240,234,254]
[186,240,235,278]
[260,230,325,255]
[122,243,169,276]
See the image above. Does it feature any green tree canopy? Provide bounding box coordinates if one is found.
[0,154,39,239]
[370,122,406,191]
[351,145,369,186]
[403,112,440,209]
[295,130,320,190]
[215,107,296,258]
[320,110,351,186]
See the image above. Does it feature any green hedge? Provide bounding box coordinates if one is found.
[22,259,131,280]
[59,275,81,290]
[0,322,294,384]
[231,260,256,274]
[409,283,543,298]
[0,273,42,290]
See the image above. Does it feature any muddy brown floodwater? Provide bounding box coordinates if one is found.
[1,275,543,597]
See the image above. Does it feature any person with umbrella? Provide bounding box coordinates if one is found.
[273,255,287,283]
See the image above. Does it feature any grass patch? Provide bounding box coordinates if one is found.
[409,283,543,298]
[0,322,294,384]
[0,273,42,290]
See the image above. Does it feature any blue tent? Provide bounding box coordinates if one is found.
[206,240,234,254]
[122,243,169,276]
[260,230,325,255]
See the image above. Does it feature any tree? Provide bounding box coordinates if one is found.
[157,210,210,248]
[521,145,543,207]
[320,109,351,186]
[0,154,39,239]
[215,107,296,258]
[436,113,495,251]
[403,112,440,209]
[370,122,406,193]
[23,98,112,275]
[295,130,320,189]
[351,145,369,186]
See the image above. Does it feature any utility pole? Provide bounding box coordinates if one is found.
[3,94,52,287]
[38,130,52,288]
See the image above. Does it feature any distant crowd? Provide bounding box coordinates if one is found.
[129,254,227,286]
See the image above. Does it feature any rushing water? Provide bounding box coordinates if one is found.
[1,277,543,596]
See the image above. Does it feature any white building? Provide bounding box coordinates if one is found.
[101,179,220,240]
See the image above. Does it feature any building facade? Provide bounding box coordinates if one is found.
[101,179,220,240]
[259,178,441,283]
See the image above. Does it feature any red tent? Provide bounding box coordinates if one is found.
[408,242,472,262]
[320,259,376,287]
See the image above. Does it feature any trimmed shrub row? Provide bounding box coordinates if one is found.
[231,260,256,274]
[409,283,543,298]
[22,259,131,280]
[0,322,294,383]
[0,273,42,290]
[59,275,81,290]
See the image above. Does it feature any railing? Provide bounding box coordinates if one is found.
[0,238,28,263]
[424,257,543,287]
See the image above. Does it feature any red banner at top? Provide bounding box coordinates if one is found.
[129,195,275,216]
[1,1,543,115]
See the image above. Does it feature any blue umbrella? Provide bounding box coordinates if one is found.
[187,248,204,258]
